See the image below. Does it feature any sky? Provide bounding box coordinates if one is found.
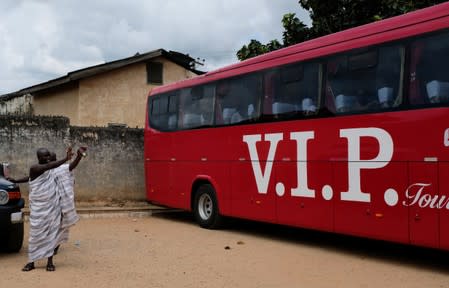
[0,0,310,95]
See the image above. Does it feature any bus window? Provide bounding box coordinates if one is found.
[167,94,178,130]
[200,85,216,126]
[327,45,403,113]
[150,94,171,131]
[149,97,160,128]
[301,63,320,114]
[376,46,404,108]
[410,32,449,105]
[215,74,262,125]
[179,85,214,129]
[265,62,320,118]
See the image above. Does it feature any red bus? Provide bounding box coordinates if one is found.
[145,3,449,250]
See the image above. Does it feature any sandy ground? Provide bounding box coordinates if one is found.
[1,211,449,288]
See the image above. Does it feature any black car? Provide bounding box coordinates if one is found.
[0,163,24,252]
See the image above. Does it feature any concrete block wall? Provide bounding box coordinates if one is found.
[0,115,145,203]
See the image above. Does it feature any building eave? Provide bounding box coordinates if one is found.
[0,49,204,100]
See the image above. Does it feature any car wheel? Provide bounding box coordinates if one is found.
[193,184,222,229]
[6,222,24,253]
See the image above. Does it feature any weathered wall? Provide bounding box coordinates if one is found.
[78,62,150,128]
[0,115,145,203]
[78,57,197,128]
[33,83,80,122]
[0,94,33,115]
[163,57,198,84]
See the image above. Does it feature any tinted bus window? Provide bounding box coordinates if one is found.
[150,96,166,130]
[149,93,178,131]
[215,74,262,125]
[326,45,403,113]
[265,62,320,118]
[410,31,449,105]
[179,84,214,129]
[167,94,179,130]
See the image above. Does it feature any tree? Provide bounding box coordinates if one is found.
[281,13,310,46]
[237,0,447,61]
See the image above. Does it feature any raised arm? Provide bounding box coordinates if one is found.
[29,147,73,181]
[69,147,87,171]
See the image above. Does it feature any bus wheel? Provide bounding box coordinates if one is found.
[193,184,222,229]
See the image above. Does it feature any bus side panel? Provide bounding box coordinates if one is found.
[199,162,232,216]
[146,161,172,205]
[231,126,276,222]
[408,162,439,248]
[363,162,409,243]
[172,161,199,210]
[145,132,173,205]
[439,162,449,250]
[170,161,231,212]
[230,160,277,222]
[275,161,334,231]
[171,131,203,210]
[333,161,409,242]
[333,161,370,237]
[171,129,232,213]
[272,121,335,232]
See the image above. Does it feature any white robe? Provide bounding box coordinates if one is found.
[27,165,79,262]
[54,164,79,245]
[54,164,79,228]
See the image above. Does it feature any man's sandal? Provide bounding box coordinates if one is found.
[22,263,35,272]
[46,263,56,271]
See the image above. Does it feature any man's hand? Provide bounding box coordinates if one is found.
[77,146,87,157]
[66,147,74,161]
[69,146,87,171]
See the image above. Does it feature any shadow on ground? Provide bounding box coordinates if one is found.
[152,210,449,274]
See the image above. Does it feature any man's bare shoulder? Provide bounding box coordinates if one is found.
[30,163,44,171]
[29,163,48,176]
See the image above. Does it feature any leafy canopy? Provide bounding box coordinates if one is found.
[237,0,447,61]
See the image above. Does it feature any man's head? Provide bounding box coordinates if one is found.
[216,80,230,98]
[36,148,51,164]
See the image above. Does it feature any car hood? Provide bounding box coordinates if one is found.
[0,177,16,190]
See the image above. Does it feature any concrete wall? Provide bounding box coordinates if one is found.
[0,94,33,115]
[0,115,145,203]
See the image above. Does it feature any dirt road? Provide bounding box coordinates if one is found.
[1,211,448,288]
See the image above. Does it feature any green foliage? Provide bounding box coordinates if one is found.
[282,13,310,46]
[236,0,447,61]
[266,39,283,52]
[236,39,282,61]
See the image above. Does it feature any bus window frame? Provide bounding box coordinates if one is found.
[148,28,449,134]
[149,91,180,132]
[324,42,406,116]
[262,60,322,121]
[407,28,449,108]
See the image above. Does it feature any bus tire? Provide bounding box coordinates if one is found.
[193,184,223,229]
